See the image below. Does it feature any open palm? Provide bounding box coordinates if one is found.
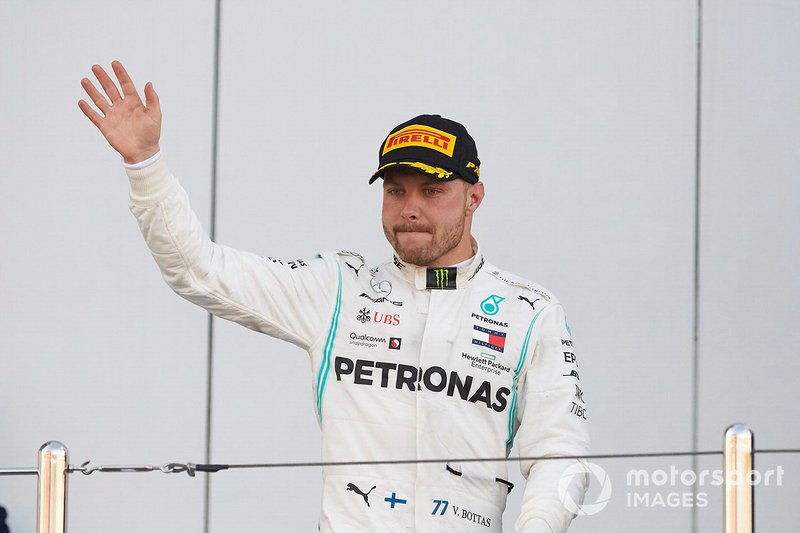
[79,61,161,164]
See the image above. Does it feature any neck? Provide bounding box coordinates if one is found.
[426,235,476,268]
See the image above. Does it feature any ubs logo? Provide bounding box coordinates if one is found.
[356,308,401,326]
[374,312,401,326]
[357,308,371,323]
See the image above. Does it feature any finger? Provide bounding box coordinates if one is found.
[92,64,123,104]
[80,77,111,113]
[143,82,160,115]
[111,60,143,104]
[78,99,103,129]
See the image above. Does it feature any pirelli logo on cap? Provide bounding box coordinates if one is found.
[382,125,456,157]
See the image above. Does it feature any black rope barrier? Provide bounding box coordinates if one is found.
[199,450,727,472]
[2,448,797,478]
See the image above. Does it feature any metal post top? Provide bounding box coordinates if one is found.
[725,423,753,438]
[39,441,68,455]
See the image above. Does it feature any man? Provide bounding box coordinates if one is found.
[0,505,10,533]
[79,61,589,532]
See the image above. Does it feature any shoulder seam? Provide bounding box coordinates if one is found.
[486,269,555,303]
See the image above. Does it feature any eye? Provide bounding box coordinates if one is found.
[423,188,442,196]
[384,187,403,196]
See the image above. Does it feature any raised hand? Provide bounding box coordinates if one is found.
[79,61,161,164]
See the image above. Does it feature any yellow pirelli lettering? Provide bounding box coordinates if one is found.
[382,125,456,157]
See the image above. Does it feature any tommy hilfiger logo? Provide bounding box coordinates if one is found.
[472,325,506,353]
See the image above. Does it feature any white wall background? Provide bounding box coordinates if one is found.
[1,1,797,532]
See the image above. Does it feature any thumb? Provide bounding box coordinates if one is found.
[144,82,161,116]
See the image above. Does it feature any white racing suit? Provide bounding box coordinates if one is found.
[125,158,590,532]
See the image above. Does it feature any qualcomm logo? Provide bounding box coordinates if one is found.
[558,461,612,516]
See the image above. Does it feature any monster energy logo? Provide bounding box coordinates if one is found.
[426,267,457,290]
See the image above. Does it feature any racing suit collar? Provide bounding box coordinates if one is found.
[391,240,485,290]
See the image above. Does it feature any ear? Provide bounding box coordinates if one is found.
[465,181,485,216]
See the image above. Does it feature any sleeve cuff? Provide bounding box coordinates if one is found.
[521,518,555,533]
[122,150,162,169]
[125,157,177,206]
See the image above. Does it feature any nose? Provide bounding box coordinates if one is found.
[399,191,421,221]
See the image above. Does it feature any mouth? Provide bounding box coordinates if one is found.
[395,230,432,243]
[395,226,432,234]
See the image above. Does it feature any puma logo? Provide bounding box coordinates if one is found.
[346,262,364,276]
[518,295,540,310]
[346,483,376,507]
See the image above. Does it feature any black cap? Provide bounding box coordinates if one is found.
[369,114,481,184]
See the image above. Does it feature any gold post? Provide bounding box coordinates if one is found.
[37,441,68,533]
[723,424,754,533]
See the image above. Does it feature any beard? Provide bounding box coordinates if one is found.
[383,216,466,266]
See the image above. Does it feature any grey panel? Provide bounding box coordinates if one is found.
[0,1,214,531]
[697,0,800,530]
[211,1,697,531]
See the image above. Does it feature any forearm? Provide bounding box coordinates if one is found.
[125,157,336,347]
[516,456,588,533]
[126,158,268,331]
[515,303,591,532]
